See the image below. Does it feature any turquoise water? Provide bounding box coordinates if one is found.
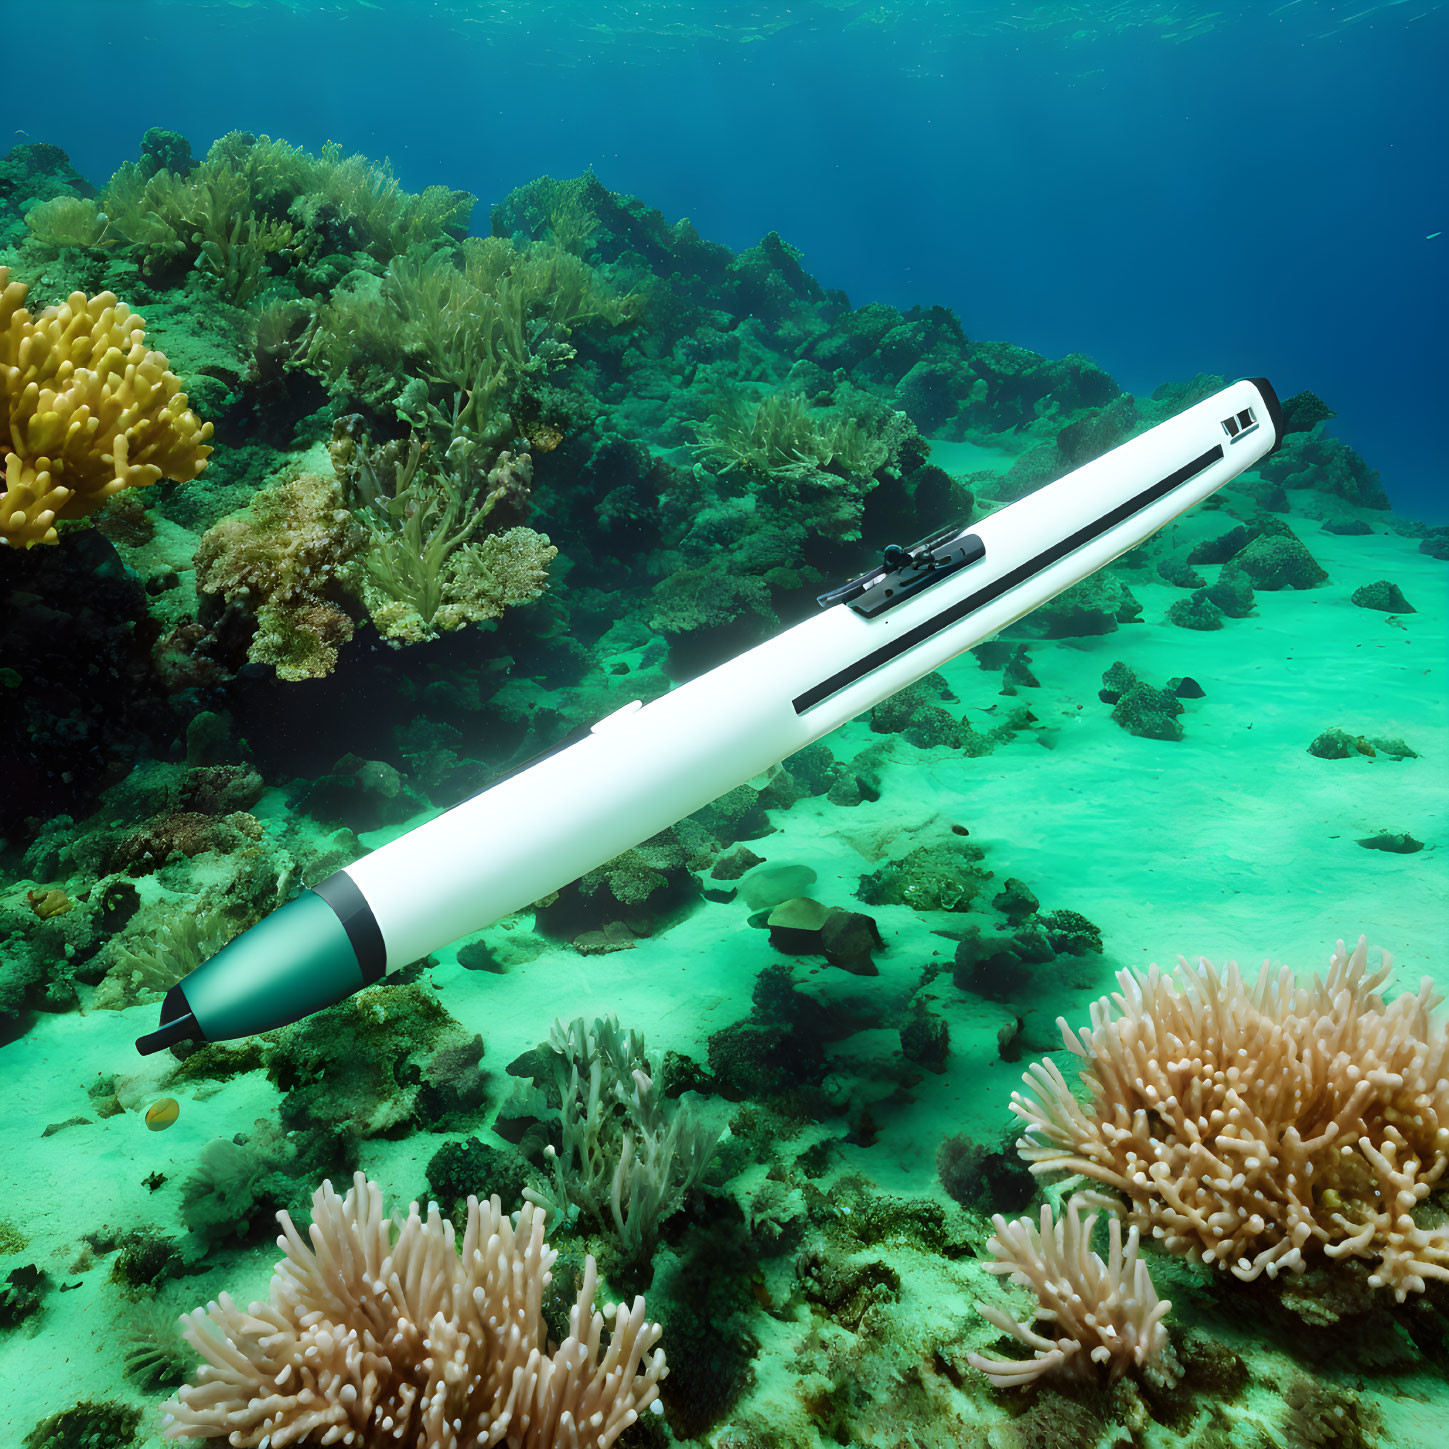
[0,4,1446,1447]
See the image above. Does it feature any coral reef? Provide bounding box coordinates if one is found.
[967,1196,1174,1387]
[160,1173,667,1449]
[266,982,486,1141]
[179,1118,308,1244]
[1011,937,1449,1298]
[0,125,1441,1449]
[25,1401,142,1449]
[330,422,558,644]
[194,470,363,679]
[857,840,993,912]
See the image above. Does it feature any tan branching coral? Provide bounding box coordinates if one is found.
[0,269,213,547]
[967,1196,1173,1388]
[1011,936,1449,1300]
[160,1172,667,1449]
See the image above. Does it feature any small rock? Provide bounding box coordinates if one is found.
[572,921,638,954]
[457,939,506,973]
[1308,729,1373,760]
[900,1001,949,1073]
[1350,580,1414,614]
[1099,660,1138,705]
[992,878,1039,924]
[41,1116,92,1138]
[1356,832,1423,854]
[741,863,819,910]
[820,908,883,974]
[1167,591,1225,631]
[1230,533,1328,590]
[711,845,766,881]
[1111,682,1185,741]
[1157,556,1206,589]
[766,897,832,952]
[1366,736,1418,760]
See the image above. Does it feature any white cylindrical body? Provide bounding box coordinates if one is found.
[346,378,1279,966]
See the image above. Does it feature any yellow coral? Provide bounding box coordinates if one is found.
[0,268,213,547]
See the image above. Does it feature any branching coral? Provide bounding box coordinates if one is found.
[692,389,890,482]
[1011,936,1449,1300]
[304,142,475,261]
[689,386,908,542]
[102,132,313,280]
[310,236,636,446]
[526,1015,722,1262]
[0,269,213,547]
[967,1196,1173,1388]
[196,429,554,667]
[205,131,315,206]
[99,163,201,264]
[330,423,557,644]
[99,133,464,300]
[160,1172,667,1449]
[195,210,296,304]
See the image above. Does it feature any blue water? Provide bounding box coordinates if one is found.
[5,0,1445,515]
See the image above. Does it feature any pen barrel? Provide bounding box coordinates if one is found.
[136,378,1281,1053]
[346,377,1279,968]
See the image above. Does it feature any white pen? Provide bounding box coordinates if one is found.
[136,376,1284,1054]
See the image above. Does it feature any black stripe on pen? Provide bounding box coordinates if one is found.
[314,870,388,984]
[792,444,1224,715]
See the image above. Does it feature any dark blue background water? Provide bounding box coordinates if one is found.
[6,1,1445,519]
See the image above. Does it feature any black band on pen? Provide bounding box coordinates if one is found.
[793,444,1224,714]
[1246,377,1286,456]
[313,871,388,984]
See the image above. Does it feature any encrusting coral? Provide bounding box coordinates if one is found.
[160,1172,667,1449]
[967,1196,1173,1388]
[194,470,365,679]
[1011,936,1449,1300]
[0,267,213,546]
